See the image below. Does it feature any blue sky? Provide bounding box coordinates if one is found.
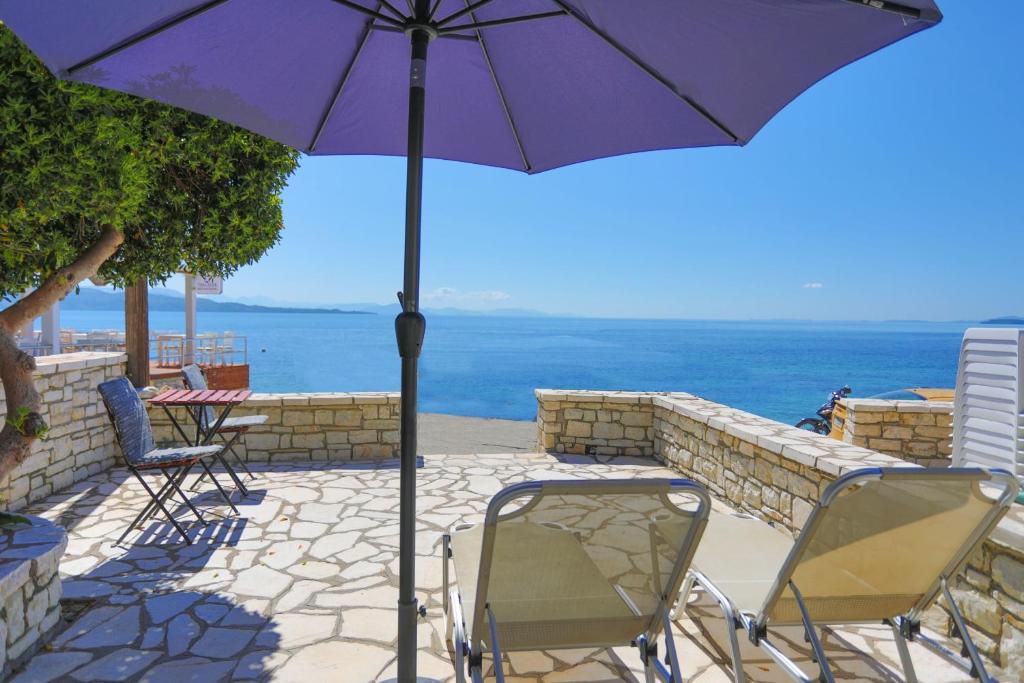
[213,2,1022,321]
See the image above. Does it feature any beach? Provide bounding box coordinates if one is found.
[417,412,536,454]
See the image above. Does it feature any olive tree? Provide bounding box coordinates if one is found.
[0,25,300,482]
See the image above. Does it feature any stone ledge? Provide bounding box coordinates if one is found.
[32,352,126,374]
[842,397,954,414]
[1,516,67,677]
[535,389,690,405]
[244,392,400,407]
[655,394,912,476]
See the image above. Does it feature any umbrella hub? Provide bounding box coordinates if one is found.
[403,21,438,41]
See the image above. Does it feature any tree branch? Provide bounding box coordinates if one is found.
[0,225,124,332]
[0,326,45,482]
[0,225,124,484]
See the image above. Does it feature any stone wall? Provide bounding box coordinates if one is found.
[0,516,67,677]
[838,398,953,467]
[535,389,1024,671]
[650,393,900,531]
[535,390,657,457]
[149,392,400,462]
[0,353,124,512]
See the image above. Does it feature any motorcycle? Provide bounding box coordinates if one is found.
[795,386,852,435]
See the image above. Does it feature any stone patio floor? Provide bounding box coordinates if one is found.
[11,452,996,682]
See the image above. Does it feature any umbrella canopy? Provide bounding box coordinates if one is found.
[0,1,942,680]
[2,1,939,170]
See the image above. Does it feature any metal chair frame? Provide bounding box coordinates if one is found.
[442,478,710,683]
[683,467,1018,683]
[99,379,238,545]
[182,364,258,487]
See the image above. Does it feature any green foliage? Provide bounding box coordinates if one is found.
[0,512,31,527]
[0,25,300,296]
[6,406,48,438]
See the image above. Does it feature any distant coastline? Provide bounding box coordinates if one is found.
[64,288,373,315]
[981,316,1024,325]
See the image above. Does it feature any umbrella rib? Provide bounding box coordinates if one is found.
[438,11,566,35]
[550,0,741,145]
[309,5,380,152]
[66,0,231,75]
[466,1,532,172]
[436,0,500,27]
[377,0,409,21]
[838,0,924,19]
[328,0,406,26]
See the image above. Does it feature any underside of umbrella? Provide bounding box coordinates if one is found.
[4,0,939,174]
[0,1,942,680]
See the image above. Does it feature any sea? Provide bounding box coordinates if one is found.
[58,312,982,425]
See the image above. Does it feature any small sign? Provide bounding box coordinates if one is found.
[194,275,223,295]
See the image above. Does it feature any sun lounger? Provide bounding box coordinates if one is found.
[442,478,710,683]
[680,467,1018,683]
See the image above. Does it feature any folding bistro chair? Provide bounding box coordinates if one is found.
[182,363,265,483]
[98,377,238,545]
[680,467,1019,683]
[443,478,710,683]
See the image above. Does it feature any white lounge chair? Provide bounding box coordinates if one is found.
[680,467,1018,683]
[953,328,1024,493]
[442,478,710,683]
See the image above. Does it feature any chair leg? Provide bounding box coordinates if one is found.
[673,572,696,620]
[214,448,249,497]
[131,467,184,529]
[123,469,191,545]
[220,430,255,479]
[889,620,918,683]
[789,580,835,683]
[451,592,467,683]
[131,479,170,532]
[941,577,993,683]
[163,468,207,526]
[485,605,506,683]
[689,571,747,683]
[662,609,683,682]
[199,459,240,515]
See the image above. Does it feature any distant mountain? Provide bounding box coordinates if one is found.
[65,287,550,317]
[982,316,1024,325]
[63,287,373,315]
[227,298,550,317]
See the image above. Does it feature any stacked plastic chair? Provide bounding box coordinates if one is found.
[953,328,1024,489]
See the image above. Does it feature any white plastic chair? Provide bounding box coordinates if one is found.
[952,328,1024,488]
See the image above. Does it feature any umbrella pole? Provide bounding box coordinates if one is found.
[396,15,431,682]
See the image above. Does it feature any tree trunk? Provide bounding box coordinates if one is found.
[0,225,124,482]
[124,281,150,387]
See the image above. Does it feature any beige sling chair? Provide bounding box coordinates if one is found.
[676,467,1018,683]
[442,479,710,683]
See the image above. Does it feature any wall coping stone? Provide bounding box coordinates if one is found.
[534,389,687,405]
[244,392,400,407]
[30,351,126,376]
[1,516,67,674]
[841,397,954,414]
[0,518,65,603]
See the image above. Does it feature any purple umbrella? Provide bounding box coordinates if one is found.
[0,1,941,678]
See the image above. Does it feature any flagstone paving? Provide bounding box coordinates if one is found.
[12,452,999,682]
